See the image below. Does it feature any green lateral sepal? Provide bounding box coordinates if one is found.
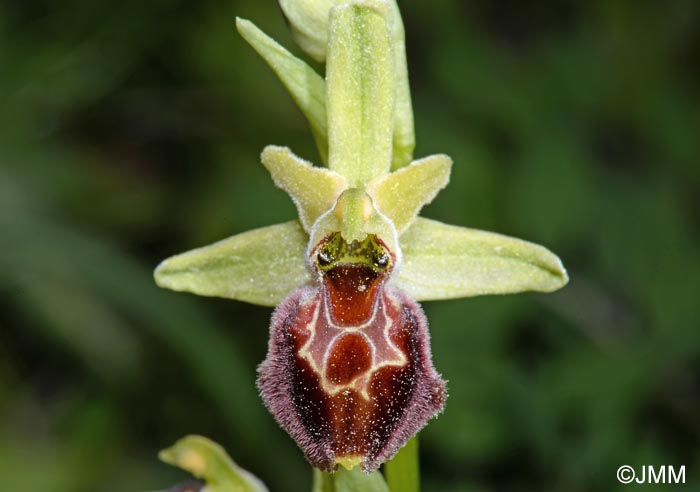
[154,221,311,307]
[396,218,569,301]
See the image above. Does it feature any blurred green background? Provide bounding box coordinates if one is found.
[1,0,699,491]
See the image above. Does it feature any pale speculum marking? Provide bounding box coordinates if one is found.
[298,286,407,399]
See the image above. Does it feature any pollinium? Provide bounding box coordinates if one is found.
[258,233,446,472]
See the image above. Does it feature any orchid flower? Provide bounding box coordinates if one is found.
[154,0,568,476]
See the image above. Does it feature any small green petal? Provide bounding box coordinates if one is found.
[397,218,569,300]
[159,435,267,492]
[154,221,311,307]
[236,17,329,164]
[326,3,394,186]
[261,145,346,232]
[368,154,452,234]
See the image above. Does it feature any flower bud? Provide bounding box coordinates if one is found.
[279,0,342,62]
[279,0,400,63]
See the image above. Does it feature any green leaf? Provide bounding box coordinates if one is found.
[326,4,394,186]
[261,145,346,231]
[159,435,268,492]
[368,154,452,234]
[236,18,329,164]
[333,467,390,492]
[385,438,419,492]
[397,218,569,300]
[154,221,311,307]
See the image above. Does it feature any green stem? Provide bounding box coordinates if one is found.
[312,466,389,492]
[385,437,420,492]
[312,468,334,492]
[310,438,420,492]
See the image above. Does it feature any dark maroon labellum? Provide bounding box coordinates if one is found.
[257,233,446,472]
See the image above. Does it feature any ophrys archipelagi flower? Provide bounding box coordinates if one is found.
[155,0,568,474]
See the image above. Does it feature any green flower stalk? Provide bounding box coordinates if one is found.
[155,0,567,485]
